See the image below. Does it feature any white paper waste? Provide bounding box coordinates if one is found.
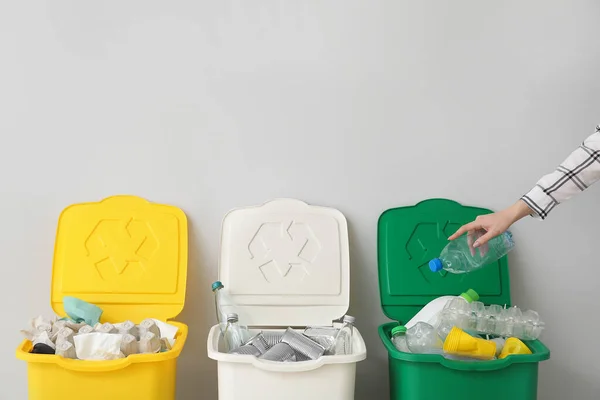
[51,320,67,336]
[55,327,75,346]
[74,333,124,360]
[32,331,56,350]
[22,314,178,358]
[20,316,54,342]
[151,318,178,346]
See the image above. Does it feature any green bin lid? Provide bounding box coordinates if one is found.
[378,199,511,324]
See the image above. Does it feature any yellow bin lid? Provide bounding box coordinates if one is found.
[51,196,188,323]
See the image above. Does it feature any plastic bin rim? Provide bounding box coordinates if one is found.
[378,322,549,371]
[16,321,188,372]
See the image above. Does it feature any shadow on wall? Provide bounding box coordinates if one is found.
[176,218,218,400]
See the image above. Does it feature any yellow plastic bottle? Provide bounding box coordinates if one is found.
[499,337,532,359]
[443,327,496,360]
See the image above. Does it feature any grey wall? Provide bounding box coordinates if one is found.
[2,1,599,399]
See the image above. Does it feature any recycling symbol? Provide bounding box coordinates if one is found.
[248,221,322,283]
[85,218,158,282]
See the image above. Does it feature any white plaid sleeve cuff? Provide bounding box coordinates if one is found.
[522,186,555,220]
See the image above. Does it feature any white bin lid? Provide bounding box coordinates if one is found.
[218,199,350,327]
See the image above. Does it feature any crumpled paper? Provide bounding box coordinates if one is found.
[55,327,75,347]
[22,297,178,359]
[32,331,56,350]
[151,319,178,346]
[21,316,55,342]
[74,333,124,360]
[51,320,67,336]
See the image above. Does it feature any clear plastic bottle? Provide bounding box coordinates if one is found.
[224,313,245,352]
[521,310,545,340]
[406,322,443,354]
[477,304,504,334]
[429,230,515,274]
[434,289,480,340]
[304,326,339,354]
[407,289,479,329]
[391,326,410,353]
[472,305,544,340]
[333,315,355,355]
[212,281,229,334]
[501,306,523,337]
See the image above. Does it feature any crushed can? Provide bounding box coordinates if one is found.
[259,342,297,362]
[229,345,262,357]
[282,328,325,360]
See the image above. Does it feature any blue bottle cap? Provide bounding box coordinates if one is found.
[211,281,224,291]
[429,258,443,272]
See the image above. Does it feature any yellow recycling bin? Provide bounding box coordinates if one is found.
[16,195,188,400]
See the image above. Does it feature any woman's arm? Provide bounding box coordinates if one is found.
[448,200,532,247]
[450,124,600,247]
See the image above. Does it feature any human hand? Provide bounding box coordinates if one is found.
[448,200,532,248]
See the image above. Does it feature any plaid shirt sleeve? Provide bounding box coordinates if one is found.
[521,124,600,220]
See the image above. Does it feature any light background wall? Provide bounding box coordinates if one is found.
[1,1,599,399]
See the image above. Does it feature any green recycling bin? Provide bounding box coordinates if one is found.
[377,199,550,400]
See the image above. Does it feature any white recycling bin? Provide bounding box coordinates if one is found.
[207,199,367,400]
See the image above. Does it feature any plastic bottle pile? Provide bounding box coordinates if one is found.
[391,289,543,361]
[426,231,544,341]
[438,300,544,340]
[213,281,356,362]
